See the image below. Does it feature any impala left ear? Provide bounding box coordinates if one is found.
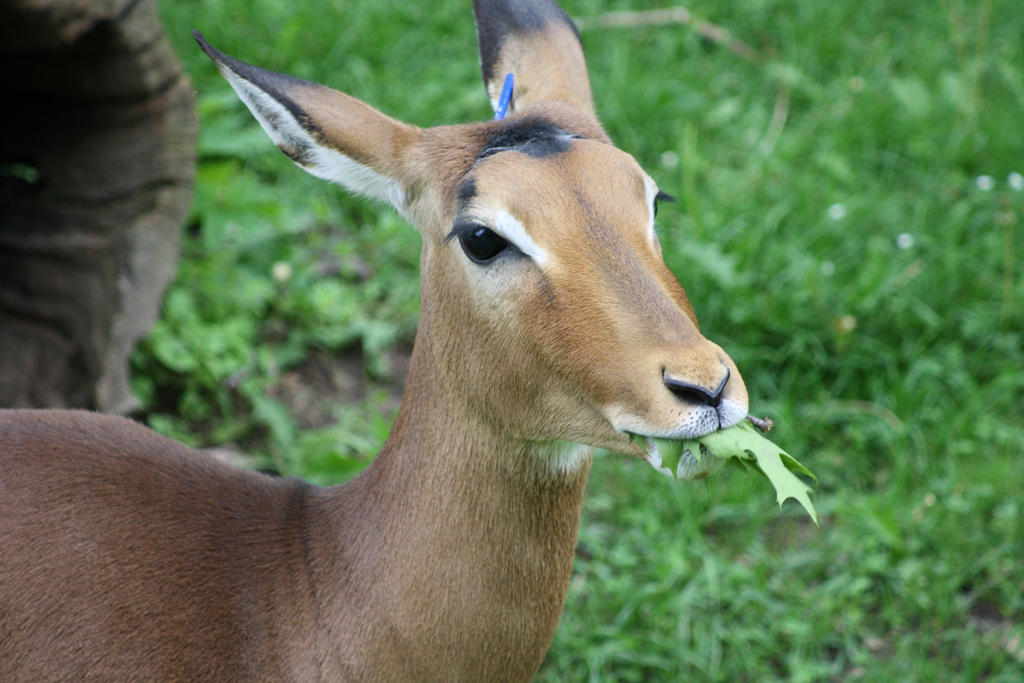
[194,31,421,212]
[473,0,595,116]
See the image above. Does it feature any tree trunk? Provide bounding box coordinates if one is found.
[0,0,196,412]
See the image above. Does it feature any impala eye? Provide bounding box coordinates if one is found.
[458,225,509,264]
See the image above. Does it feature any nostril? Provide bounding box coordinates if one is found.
[663,367,729,408]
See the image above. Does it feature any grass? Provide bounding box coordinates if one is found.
[152,0,1023,679]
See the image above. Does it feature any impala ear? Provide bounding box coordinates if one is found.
[473,0,595,116]
[194,31,420,212]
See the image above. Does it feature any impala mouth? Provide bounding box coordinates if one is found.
[633,434,724,481]
[627,418,820,525]
[624,413,765,481]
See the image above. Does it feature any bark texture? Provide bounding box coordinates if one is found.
[0,0,196,412]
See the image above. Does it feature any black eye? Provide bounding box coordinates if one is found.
[458,226,509,264]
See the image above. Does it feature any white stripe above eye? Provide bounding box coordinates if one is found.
[495,210,549,265]
[217,67,405,212]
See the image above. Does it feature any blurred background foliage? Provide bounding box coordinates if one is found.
[149,0,1023,679]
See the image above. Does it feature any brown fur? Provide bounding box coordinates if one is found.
[0,403,586,680]
[489,25,596,114]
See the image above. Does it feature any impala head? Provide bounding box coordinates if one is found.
[195,0,748,464]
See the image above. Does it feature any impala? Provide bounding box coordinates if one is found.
[0,1,749,679]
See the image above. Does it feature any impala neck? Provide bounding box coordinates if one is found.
[313,328,592,676]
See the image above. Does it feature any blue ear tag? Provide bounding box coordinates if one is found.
[493,73,514,120]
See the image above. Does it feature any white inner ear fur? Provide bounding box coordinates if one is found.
[495,210,548,265]
[487,81,501,115]
[643,176,659,244]
[217,66,405,213]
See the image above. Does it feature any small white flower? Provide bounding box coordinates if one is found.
[660,151,679,169]
[821,261,835,276]
[896,233,914,249]
[271,261,292,283]
[827,203,848,220]
[975,175,995,191]
[1008,172,1024,191]
[836,315,857,334]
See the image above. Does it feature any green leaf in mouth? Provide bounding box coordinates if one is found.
[635,422,818,525]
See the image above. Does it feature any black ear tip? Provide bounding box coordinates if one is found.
[192,29,217,59]
[193,29,233,68]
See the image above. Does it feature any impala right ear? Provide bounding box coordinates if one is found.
[194,31,420,212]
[473,0,595,116]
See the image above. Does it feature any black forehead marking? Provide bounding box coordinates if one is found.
[477,118,580,161]
[457,178,477,210]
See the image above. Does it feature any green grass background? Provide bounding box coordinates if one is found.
[150,0,1023,679]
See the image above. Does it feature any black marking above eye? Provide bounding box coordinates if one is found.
[450,224,510,264]
[653,190,676,218]
[456,178,477,210]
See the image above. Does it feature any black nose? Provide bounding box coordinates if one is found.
[663,367,729,408]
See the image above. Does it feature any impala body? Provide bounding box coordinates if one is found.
[0,1,748,679]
